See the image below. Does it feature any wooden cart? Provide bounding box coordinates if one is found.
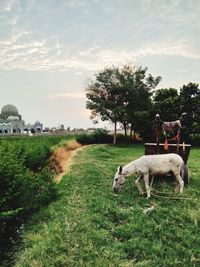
[144,114,191,184]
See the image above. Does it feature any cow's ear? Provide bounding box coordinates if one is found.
[119,166,123,173]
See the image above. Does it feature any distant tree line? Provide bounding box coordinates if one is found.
[85,64,200,143]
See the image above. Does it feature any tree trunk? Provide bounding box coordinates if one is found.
[130,123,136,142]
[113,122,117,144]
[133,131,136,142]
[130,123,133,140]
[123,123,127,142]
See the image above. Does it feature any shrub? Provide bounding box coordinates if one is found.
[0,136,67,262]
[92,129,113,143]
[76,133,95,145]
[23,145,51,171]
[76,129,113,144]
[190,133,200,146]
[76,130,145,145]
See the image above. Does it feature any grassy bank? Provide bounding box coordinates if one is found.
[14,144,200,267]
[0,135,74,265]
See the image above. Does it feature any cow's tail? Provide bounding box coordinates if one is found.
[181,163,184,180]
[181,163,189,185]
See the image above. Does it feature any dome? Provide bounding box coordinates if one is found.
[1,104,18,115]
[7,116,19,121]
[7,116,16,121]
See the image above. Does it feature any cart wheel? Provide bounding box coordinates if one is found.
[182,164,189,185]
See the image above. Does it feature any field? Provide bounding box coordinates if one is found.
[13,143,200,267]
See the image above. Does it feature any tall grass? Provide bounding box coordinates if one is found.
[14,144,200,267]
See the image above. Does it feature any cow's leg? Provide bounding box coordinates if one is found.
[175,174,184,194]
[135,175,143,195]
[175,180,180,193]
[149,174,154,189]
[143,174,151,198]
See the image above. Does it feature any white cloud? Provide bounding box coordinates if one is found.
[73,71,84,76]
[0,30,29,46]
[0,28,199,72]
[132,41,200,60]
[47,92,85,99]
[0,0,199,72]
[0,0,19,12]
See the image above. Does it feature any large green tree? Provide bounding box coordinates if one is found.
[152,84,200,142]
[180,82,200,138]
[86,64,161,143]
[153,88,181,121]
[125,66,161,141]
[86,66,128,143]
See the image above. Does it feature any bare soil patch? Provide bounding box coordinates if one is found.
[50,140,83,182]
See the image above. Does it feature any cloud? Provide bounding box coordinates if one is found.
[1,37,199,72]
[0,0,199,73]
[132,41,200,60]
[0,30,29,46]
[47,92,85,99]
[73,71,84,76]
[0,0,19,12]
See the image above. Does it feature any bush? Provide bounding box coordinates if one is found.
[76,129,113,144]
[23,145,51,171]
[76,133,95,145]
[190,133,200,146]
[76,130,145,145]
[0,136,67,262]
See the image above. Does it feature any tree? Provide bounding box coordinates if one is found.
[124,66,161,141]
[180,82,200,139]
[153,88,181,121]
[86,66,128,143]
[86,64,161,143]
[152,84,200,142]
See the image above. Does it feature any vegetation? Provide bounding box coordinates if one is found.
[76,128,112,144]
[153,83,200,143]
[76,128,128,145]
[86,64,161,143]
[0,135,73,264]
[179,83,200,139]
[13,144,200,266]
[190,134,200,146]
[153,88,180,121]
[86,64,200,144]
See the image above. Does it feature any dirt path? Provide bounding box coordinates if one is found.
[50,140,85,182]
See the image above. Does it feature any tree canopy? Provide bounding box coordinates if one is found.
[85,64,200,143]
[86,64,161,142]
[152,83,200,142]
[153,88,180,121]
[180,82,200,137]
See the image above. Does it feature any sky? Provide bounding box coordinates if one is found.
[0,0,200,129]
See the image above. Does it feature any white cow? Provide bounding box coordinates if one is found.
[113,153,185,198]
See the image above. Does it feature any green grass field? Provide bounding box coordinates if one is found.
[14,144,200,267]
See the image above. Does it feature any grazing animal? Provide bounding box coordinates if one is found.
[162,120,182,132]
[113,153,185,198]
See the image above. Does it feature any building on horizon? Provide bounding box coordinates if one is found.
[0,104,43,134]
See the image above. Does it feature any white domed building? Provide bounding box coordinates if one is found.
[0,104,43,134]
